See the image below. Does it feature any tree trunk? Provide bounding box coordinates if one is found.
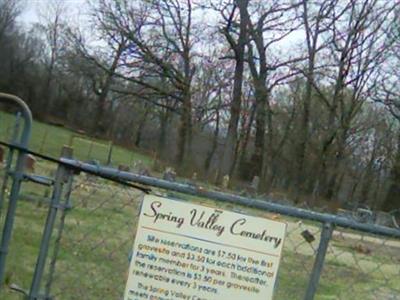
[324,127,347,201]
[41,55,55,118]
[238,102,256,178]
[135,104,150,147]
[176,90,192,166]
[176,37,193,167]
[317,99,341,200]
[381,132,400,212]
[250,83,267,178]
[93,42,125,136]
[158,108,171,158]
[295,0,319,194]
[205,102,221,173]
[359,144,378,205]
[217,0,248,184]
[295,74,313,192]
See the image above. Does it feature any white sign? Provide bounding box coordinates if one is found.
[124,194,287,300]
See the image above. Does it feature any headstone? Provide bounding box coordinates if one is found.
[25,154,36,172]
[118,164,130,172]
[0,147,4,163]
[222,174,230,189]
[375,211,393,227]
[133,160,151,176]
[326,200,342,213]
[138,168,151,177]
[251,176,260,191]
[163,167,176,182]
[132,160,143,172]
[354,243,371,255]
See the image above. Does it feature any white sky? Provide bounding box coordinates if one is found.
[18,0,87,25]
[17,0,304,57]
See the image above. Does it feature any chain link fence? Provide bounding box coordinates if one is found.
[4,166,398,300]
[43,175,141,299]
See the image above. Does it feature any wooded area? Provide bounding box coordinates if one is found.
[0,0,399,211]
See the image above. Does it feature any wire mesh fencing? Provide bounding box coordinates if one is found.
[320,229,400,299]
[0,147,399,299]
[277,220,400,299]
[42,174,143,299]
[33,167,400,300]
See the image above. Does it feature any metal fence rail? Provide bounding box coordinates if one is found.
[0,93,32,290]
[58,159,400,239]
[0,94,399,300]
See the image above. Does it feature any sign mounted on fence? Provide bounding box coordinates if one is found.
[124,194,287,300]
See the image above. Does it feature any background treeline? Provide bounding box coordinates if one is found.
[0,0,399,211]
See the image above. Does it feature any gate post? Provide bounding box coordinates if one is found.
[44,148,74,298]
[0,112,22,215]
[28,147,73,300]
[0,93,32,288]
[304,222,334,300]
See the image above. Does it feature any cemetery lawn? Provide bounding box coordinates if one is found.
[0,110,153,167]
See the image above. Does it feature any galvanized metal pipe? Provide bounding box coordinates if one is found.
[28,159,68,299]
[304,222,334,300]
[0,112,21,215]
[0,93,32,148]
[44,173,73,298]
[60,158,400,239]
[0,93,32,287]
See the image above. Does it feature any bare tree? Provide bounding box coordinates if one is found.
[216,0,249,184]
[190,53,232,174]
[293,0,335,195]
[243,0,302,186]
[0,0,20,42]
[372,8,400,211]
[81,0,197,166]
[311,0,395,201]
[64,0,130,136]
[36,0,67,117]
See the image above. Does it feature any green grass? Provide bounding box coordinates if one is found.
[0,110,153,167]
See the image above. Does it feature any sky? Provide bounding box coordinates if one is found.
[17,0,304,54]
[18,0,87,26]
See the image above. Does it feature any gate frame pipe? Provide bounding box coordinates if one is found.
[304,222,334,300]
[0,112,21,215]
[0,93,32,288]
[28,147,72,300]
[59,158,400,239]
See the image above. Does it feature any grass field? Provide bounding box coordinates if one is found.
[0,110,399,299]
[0,111,153,167]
